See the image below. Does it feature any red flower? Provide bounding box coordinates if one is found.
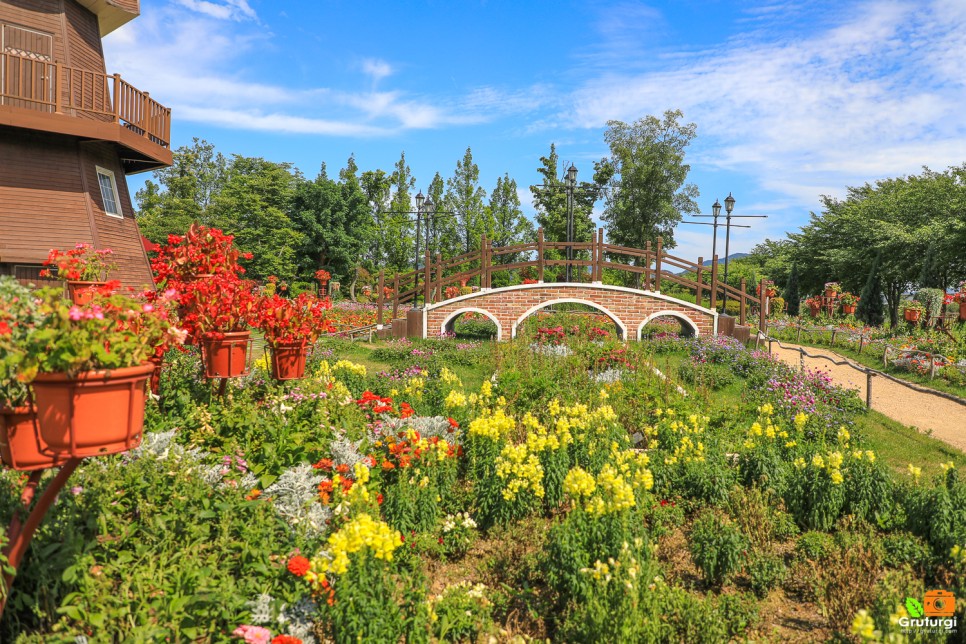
[313,458,334,471]
[376,493,384,505]
[0,321,11,336]
[335,464,351,475]
[287,555,311,577]
[447,417,459,430]
[272,636,303,644]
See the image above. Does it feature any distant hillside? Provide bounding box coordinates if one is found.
[674,253,748,274]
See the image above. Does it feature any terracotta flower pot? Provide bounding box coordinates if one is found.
[67,280,109,305]
[825,289,837,298]
[904,309,921,323]
[201,330,251,378]
[31,363,153,458]
[960,301,966,321]
[841,304,856,315]
[270,341,308,381]
[809,305,821,318]
[0,406,68,471]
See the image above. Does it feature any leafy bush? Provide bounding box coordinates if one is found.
[881,532,932,572]
[689,511,748,587]
[796,531,835,562]
[428,582,494,642]
[748,550,788,598]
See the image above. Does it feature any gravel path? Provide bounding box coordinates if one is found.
[768,342,966,453]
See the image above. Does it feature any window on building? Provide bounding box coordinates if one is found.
[96,166,122,217]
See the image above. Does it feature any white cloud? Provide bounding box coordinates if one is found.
[361,58,393,82]
[568,0,966,211]
[173,0,257,21]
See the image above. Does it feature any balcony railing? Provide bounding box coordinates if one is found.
[0,51,170,149]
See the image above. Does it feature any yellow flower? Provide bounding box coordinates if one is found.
[793,457,806,470]
[907,464,922,481]
[784,440,797,448]
[850,609,879,641]
[811,454,825,469]
[793,412,808,430]
[307,514,401,582]
[940,461,955,472]
[837,427,850,444]
[563,467,596,498]
[444,390,468,409]
[865,450,875,463]
[468,408,516,441]
[827,451,844,469]
[829,469,844,485]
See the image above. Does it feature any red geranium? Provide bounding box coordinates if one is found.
[40,243,118,281]
[178,273,257,340]
[251,293,334,347]
[272,636,302,644]
[150,223,250,287]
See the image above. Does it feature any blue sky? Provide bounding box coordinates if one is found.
[107,0,966,262]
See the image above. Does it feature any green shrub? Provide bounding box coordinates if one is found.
[748,550,788,598]
[428,582,494,642]
[796,531,835,562]
[676,360,736,390]
[689,511,748,587]
[881,532,932,572]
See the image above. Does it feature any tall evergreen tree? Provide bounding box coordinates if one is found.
[444,147,487,255]
[529,143,598,245]
[487,174,534,264]
[385,152,417,271]
[856,252,886,326]
[785,262,801,316]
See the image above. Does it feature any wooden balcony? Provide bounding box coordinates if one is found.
[0,51,172,173]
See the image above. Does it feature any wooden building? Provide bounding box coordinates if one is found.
[0,0,171,288]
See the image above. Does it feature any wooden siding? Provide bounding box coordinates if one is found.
[79,141,153,286]
[0,128,153,288]
[0,0,66,67]
[63,0,111,122]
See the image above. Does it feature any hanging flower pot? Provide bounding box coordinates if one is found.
[67,280,109,305]
[904,308,922,323]
[0,406,68,471]
[270,341,309,381]
[200,331,252,378]
[31,363,153,458]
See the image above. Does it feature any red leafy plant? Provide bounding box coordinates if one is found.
[40,243,118,281]
[179,273,258,340]
[251,293,335,347]
[151,223,251,287]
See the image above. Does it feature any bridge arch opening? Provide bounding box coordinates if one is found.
[511,299,627,340]
[440,308,502,341]
[638,311,700,339]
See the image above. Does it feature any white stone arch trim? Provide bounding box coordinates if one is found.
[510,298,628,339]
[637,310,700,339]
[439,307,503,341]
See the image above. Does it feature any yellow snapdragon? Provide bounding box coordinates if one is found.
[495,443,545,501]
[306,514,401,582]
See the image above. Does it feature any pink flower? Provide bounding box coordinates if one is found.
[143,303,155,313]
[232,625,272,644]
[68,306,83,321]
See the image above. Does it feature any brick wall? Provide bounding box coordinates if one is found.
[426,283,717,340]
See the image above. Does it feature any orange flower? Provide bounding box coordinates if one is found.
[245,489,261,501]
[287,555,311,577]
[382,460,395,470]
[335,463,351,475]
[313,458,334,471]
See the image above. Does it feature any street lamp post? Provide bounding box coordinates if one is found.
[721,193,735,312]
[711,199,721,260]
[413,192,434,308]
[565,164,577,282]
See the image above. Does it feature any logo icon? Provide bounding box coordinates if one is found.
[924,590,956,617]
[905,597,925,618]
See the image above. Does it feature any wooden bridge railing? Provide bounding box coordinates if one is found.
[374,228,767,332]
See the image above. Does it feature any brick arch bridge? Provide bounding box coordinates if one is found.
[373,227,769,341]
[423,283,716,341]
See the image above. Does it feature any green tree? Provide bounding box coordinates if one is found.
[360,169,392,267]
[291,158,373,283]
[385,152,417,272]
[529,144,600,246]
[444,147,487,255]
[425,172,460,260]
[134,138,226,243]
[785,262,801,316]
[600,110,699,253]
[487,174,534,265]
[856,252,885,326]
[208,156,302,280]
